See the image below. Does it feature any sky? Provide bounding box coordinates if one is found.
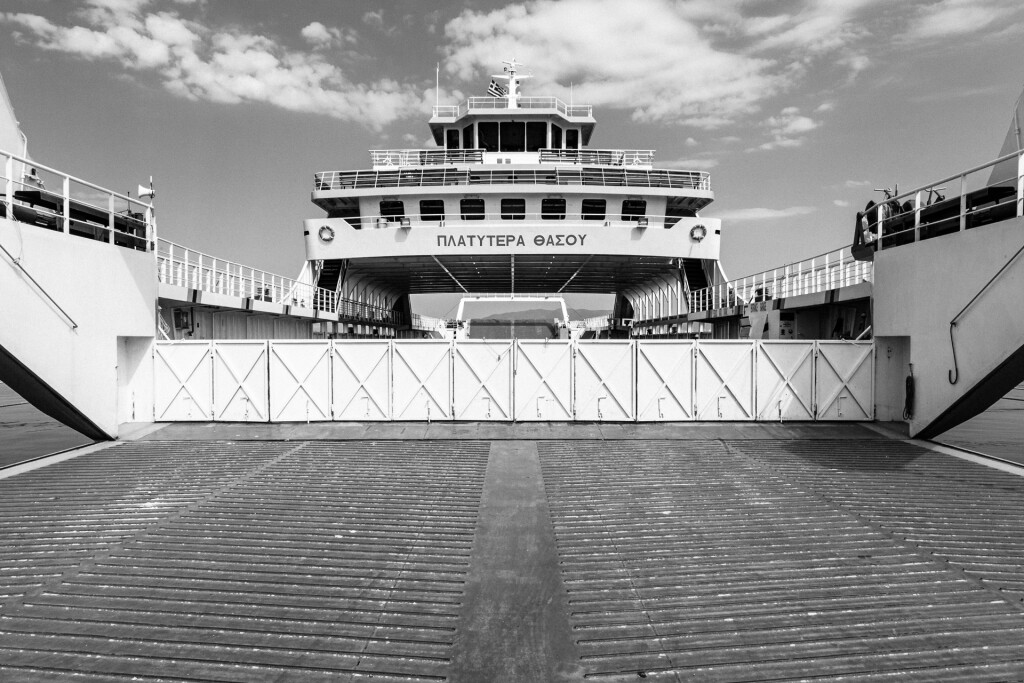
[1,0,1023,317]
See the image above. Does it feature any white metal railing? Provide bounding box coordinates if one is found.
[539,149,655,166]
[1,147,153,251]
[410,313,447,331]
[314,166,710,192]
[336,211,695,231]
[156,239,402,325]
[688,246,872,314]
[859,148,1024,251]
[432,97,593,119]
[370,149,485,167]
[366,148,658,168]
[583,315,612,329]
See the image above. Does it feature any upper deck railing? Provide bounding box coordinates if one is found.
[1,148,153,251]
[688,246,872,314]
[857,148,1024,252]
[432,96,593,119]
[315,166,710,193]
[157,239,402,325]
[367,148,655,168]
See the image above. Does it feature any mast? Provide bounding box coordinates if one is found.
[492,58,531,109]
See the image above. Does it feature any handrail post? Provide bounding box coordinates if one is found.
[108,192,115,244]
[959,173,967,231]
[3,153,12,220]
[913,191,922,241]
[62,175,70,234]
[1018,149,1024,218]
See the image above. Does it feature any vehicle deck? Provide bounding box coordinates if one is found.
[1,423,1023,681]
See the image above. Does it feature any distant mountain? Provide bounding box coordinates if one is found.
[473,308,609,321]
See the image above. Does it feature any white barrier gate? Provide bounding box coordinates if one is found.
[392,340,452,420]
[333,340,391,421]
[151,340,877,423]
[269,341,331,422]
[816,342,875,421]
[212,341,269,422]
[454,340,513,420]
[154,341,212,421]
[695,341,755,420]
[575,341,635,421]
[636,341,694,421]
[757,341,815,421]
[514,340,573,421]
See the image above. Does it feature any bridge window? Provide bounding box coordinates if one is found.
[380,200,405,219]
[478,122,499,152]
[526,122,547,152]
[621,199,646,221]
[542,197,566,220]
[420,199,445,221]
[500,121,525,152]
[566,129,579,150]
[446,129,459,150]
[551,124,562,149]
[463,124,475,149]
[461,198,485,220]
[582,199,606,220]
[501,198,526,219]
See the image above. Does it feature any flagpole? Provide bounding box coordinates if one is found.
[436,63,440,107]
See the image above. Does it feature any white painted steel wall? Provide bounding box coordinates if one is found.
[454,340,513,420]
[152,339,876,423]
[514,340,574,420]
[269,341,331,422]
[636,341,694,421]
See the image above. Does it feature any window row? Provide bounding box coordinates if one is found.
[445,122,580,152]
[378,198,647,222]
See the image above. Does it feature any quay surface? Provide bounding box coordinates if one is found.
[1,422,1023,681]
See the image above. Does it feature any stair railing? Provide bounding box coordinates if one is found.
[948,241,1024,384]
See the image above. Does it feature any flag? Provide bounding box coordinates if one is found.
[487,79,507,97]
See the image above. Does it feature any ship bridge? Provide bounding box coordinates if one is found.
[304,59,721,321]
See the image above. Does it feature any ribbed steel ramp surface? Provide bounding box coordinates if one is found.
[1,431,1023,681]
[0,440,488,681]
[539,439,1024,681]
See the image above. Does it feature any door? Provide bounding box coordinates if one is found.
[453,340,513,420]
[332,340,391,421]
[211,341,269,422]
[392,340,452,420]
[756,341,815,421]
[636,341,694,421]
[269,341,331,421]
[694,341,755,420]
[575,340,635,421]
[514,340,573,421]
[154,341,212,421]
[816,342,874,420]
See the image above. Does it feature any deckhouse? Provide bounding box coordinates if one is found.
[304,60,722,321]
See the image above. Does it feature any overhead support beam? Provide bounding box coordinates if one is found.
[557,255,594,293]
[431,255,468,293]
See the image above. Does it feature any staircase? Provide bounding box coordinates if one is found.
[316,260,344,293]
[682,258,709,292]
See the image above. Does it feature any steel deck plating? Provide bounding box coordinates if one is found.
[1,424,1023,681]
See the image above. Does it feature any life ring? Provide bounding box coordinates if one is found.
[318,225,335,242]
[689,224,708,242]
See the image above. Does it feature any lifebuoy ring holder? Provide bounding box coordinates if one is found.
[689,224,707,242]
[318,225,335,242]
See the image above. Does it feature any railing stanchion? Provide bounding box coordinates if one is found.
[62,176,70,235]
[959,173,967,231]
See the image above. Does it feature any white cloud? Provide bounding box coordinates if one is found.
[844,179,873,188]
[833,199,850,207]
[712,206,817,222]
[1,4,426,130]
[443,0,781,128]
[751,107,820,150]
[903,0,1023,42]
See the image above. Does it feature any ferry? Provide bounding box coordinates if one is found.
[3,59,1024,682]
[0,60,1022,439]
